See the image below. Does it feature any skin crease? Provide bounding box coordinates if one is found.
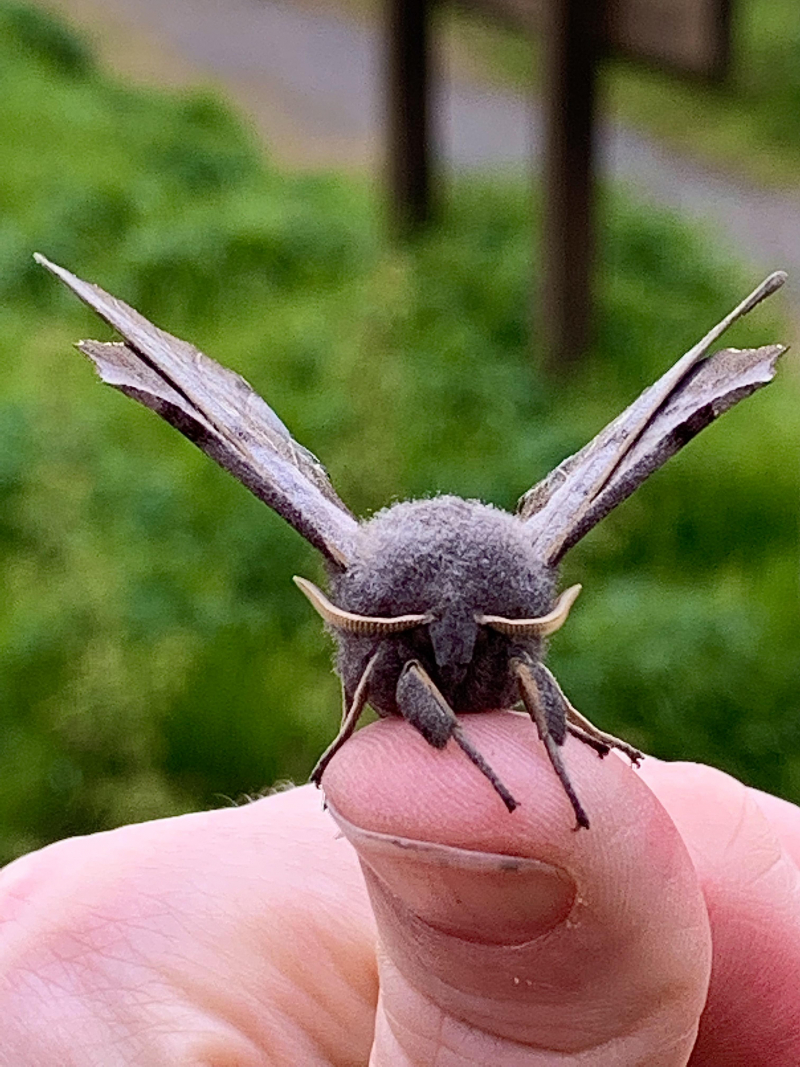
[0,712,798,1066]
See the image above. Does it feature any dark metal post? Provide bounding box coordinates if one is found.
[387,0,433,232]
[540,0,602,366]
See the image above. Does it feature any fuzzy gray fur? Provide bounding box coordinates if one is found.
[331,496,555,717]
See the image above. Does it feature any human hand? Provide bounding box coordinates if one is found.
[1,711,799,1066]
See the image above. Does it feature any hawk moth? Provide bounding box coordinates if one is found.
[36,254,787,828]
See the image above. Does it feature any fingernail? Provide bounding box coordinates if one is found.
[328,804,576,945]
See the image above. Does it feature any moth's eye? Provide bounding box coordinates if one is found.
[294,576,433,636]
[475,584,581,638]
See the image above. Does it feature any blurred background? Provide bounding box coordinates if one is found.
[0,0,798,864]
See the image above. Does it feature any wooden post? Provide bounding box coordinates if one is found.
[540,0,602,366]
[387,0,433,233]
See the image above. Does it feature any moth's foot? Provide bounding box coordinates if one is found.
[567,723,610,759]
[308,770,328,812]
[600,741,642,767]
[567,719,642,766]
[613,741,644,766]
[572,809,590,831]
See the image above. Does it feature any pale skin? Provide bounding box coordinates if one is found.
[1,712,799,1066]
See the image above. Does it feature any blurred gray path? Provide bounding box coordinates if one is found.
[50,0,800,313]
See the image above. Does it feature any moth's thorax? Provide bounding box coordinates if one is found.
[334,496,553,615]
[330,496,556,714]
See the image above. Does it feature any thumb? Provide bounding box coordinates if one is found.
[322,711,711,1067]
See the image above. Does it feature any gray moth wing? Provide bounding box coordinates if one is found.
[34,254,360,569]
[519,272,788,565]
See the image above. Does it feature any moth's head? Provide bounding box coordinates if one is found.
[295,497,580,692]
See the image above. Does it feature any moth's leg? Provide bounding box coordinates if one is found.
[310,650,379,785]
[566,722,610,757]
[339,680,350,728]
[512,658,590,830]
[397,660,518,813]
[537,663,643,765]
[566,706,642,765]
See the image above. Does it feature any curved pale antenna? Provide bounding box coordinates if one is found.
[477,584,582,637]
[294,577,432,635]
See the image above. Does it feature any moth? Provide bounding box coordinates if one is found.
[36,254,787,828]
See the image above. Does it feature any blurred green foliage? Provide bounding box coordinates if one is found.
[0,2,798,863]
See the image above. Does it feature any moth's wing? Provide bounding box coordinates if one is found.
[521,344,785,563]
[519,272,788,566]
[36,254,360,568]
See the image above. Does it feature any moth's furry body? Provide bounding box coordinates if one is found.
[332,496,554,717]
[37,255,787,830]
